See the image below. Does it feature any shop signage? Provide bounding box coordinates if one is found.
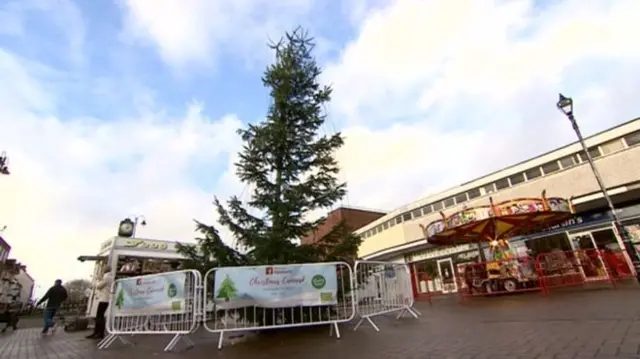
[616,203,640,219]
[543,211,611,232]
[407,244,473,263]
[122,239,170,250]
[454,250,480,262]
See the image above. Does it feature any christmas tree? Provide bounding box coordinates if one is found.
[177,27,361,267]
[177,27,361,325]
[216,275,238,301]
[115,289,125,310]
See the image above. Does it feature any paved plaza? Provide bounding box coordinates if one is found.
[3,285,640,359]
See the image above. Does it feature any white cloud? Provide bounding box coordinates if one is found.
[326,0,640,210]
[119,0,318,69]
[0,49,245,295]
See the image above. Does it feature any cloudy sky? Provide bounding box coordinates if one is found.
[1,0,639,295]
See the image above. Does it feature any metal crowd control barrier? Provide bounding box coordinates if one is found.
[352,261,420,332]
[98,269,203,352]
[203,262,355,350]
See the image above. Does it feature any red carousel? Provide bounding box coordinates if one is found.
[420,190,574,294]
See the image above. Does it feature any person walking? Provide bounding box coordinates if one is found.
[36,279,68,334]
[86,266,113,339]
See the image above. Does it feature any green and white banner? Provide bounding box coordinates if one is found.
[214,264,338,309]
[113,272,187,315]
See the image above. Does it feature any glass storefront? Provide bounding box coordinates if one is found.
[410,248,480,295]
[624,218,640,253]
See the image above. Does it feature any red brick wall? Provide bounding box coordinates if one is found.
[301,207,386,245]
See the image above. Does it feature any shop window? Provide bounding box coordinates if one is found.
[402,212,412,221]
[558,155,577,169]
[524,167,542,180]
[495,178,510,190]
[578,147,601,162]
[624,130,640,147]
[443,197,455,207]
[483,184,495,194]
[623,219,640,243]
[600,139,624,155]
[467,188,481,199]
[541,161,560,175]
[432,202,444,211]
[508,173,525,186]
[421,205,433,215]
[395,216,402,225]
[454,193,468,204]
[525,233,572,257]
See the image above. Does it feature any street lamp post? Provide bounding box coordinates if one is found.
[131,215,147,237]
[0,151,10,175]
[556,93,640,282]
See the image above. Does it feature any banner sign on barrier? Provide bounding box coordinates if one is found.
[113,272,187,315]
[213,264,338,308]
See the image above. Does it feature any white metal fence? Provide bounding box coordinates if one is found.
[352,261,420,332]
[98,269,203,352]
[203,262,355,349]
[96,260,421,352]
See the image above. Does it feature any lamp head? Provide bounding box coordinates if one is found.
[556,93,573,116]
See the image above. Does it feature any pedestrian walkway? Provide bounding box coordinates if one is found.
[3,286,640,358]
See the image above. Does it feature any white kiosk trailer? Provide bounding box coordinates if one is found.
[77,220,194,318]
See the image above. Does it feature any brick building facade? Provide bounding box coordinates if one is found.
[301,207,386,245]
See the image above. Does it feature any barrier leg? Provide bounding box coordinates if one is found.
[404,306,420,319]
[353,316,380,332]
[164,334,179,352]
[329,321,341,338]
[97,334,115,350]
[410,307,422,316]
[217,330,225,350]
[97,333,129,350]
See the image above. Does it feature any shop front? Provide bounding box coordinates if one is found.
[514,203,640,256]
[405,203,640,299]
[406,244,481,298]
[507,203,640,282]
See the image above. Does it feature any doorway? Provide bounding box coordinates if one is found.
[569,232,608,281]
[437,258,457,293]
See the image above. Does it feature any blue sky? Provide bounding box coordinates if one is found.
[1,0,640,295]
[1,0,358,131]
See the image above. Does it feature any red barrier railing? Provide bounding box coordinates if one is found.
[411,249,636,303]
[533,248,636,293]
[602,250,634,281]
[456,256,543,300]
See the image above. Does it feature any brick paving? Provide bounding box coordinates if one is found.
[3,284,640,358]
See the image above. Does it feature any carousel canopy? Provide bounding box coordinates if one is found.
[421,191,574,246]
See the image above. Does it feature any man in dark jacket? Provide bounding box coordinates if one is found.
[36,279,68,334]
